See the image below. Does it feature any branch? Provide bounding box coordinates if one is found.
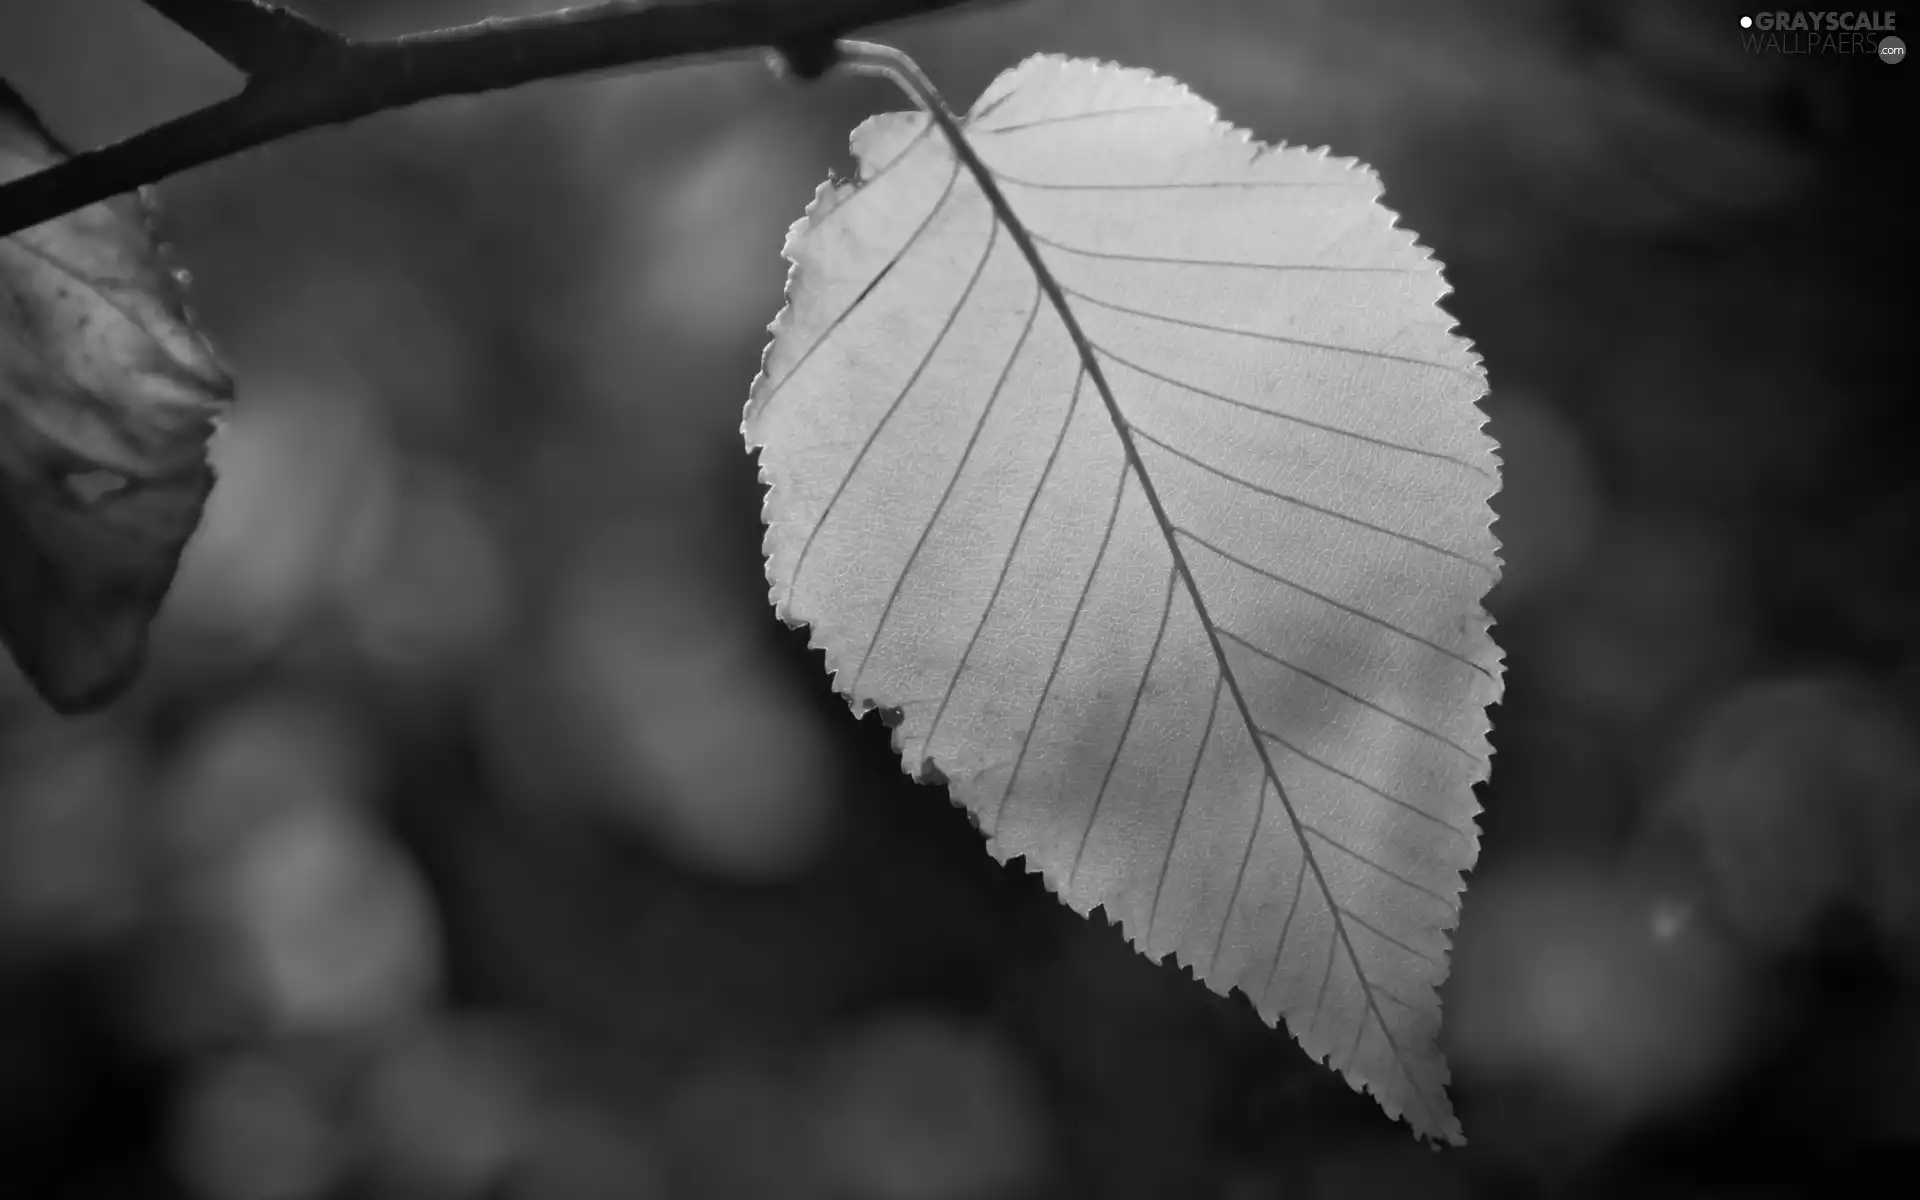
[0,0,999,238]
[139,0,341,74]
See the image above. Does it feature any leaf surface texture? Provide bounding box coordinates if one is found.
[0,82,232,712]
[745,55,1501,1142]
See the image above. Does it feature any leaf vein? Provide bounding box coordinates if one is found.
[807,120,938,236]
[993,171,1357,193]
[1254,722,1472,838]
[922,368,1086,761]
[789,196,994,590]
[1307,928,1339,1039]
[1028,226,1413,274]
[1216,627,1485,763]
[758,157,962,408]
[968,104,1195,136]
[1345,1003,1370,1072]
[1096,345,1491,478]
[1145,670,1222,942]
[1132,423,1496,573]
[1175,528,1495,681]
[851,273,1042,690]
[1210,776,1270,974]
[1069,563,1177,889]
[1067,283,1470,377]
[1261,849,1309,1008]
[993,465,1131,834]
[1335,905,1443,967]
[1302,825,1460,913]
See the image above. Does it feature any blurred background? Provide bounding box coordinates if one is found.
[1,0,1915,1195]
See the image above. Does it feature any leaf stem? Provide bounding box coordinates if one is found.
[0,0,1005,238]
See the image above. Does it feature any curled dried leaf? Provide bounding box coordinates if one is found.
[0,82,233,712]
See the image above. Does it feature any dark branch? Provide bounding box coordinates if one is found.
[0,0,998,238]
[139,0,342,74]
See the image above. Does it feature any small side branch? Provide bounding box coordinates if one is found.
[0,0,998,238]
[139,1,342,75]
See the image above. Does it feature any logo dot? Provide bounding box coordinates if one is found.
[1880,35,1906,64]
[1740,15,1753,27]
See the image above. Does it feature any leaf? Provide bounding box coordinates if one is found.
[0,81,232,713]
[744,54,1501,1142]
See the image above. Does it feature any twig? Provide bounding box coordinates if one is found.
[0,0,998,238]
[139,0,339,74]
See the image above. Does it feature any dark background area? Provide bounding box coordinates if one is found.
[2,0,1916,1196]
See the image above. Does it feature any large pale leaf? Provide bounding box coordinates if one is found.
[0,82,231,712]
[745,55,1501,1142]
